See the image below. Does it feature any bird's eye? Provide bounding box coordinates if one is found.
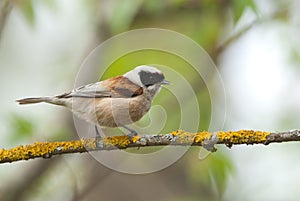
[145,76,154,87]
[145,83,153,87]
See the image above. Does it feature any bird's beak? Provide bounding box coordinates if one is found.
[161,79,171,85]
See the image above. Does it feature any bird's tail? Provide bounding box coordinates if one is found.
[16,97,52,105]
[17,95,71,108]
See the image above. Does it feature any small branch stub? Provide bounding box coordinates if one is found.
[0,129,299,164]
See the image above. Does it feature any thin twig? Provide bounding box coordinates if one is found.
[212,20,258,58]
[1,129,300,164]
[212,9,288,58]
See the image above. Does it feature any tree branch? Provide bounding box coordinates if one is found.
[1,129,300,164]
[211,9,289,58]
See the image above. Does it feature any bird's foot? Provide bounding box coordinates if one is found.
[95,125,102,148]
[127,130,138,138]
[121,125,138,139]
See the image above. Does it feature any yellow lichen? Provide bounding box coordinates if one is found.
[171,130,183,136]
[0,136,134,163]
[102,136,131,148]
[131,135,141,143]
[0,130,273,163]
[81,138,96,149]
[194,131,212,144]
[0,139,88,162]
[216,130,270,144]
[171,130,195,144]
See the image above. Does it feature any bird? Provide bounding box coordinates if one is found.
[16,65,170,137]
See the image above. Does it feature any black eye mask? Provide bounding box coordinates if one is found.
[139,71,165,87]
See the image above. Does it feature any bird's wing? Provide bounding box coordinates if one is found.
[107,76,144,98]
[56,82,112,98]
[57,76,143,99]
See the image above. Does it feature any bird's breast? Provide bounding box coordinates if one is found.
[95,95,152,127]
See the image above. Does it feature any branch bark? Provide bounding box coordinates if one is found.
[1,129,300,164]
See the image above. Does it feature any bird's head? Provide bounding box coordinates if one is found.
[124,65,170,97]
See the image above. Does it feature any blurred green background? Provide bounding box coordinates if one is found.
[1,0,300,201]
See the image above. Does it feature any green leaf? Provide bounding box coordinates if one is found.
[8,114,35,143]
[17,0,57,26]
[232,0,258,23]
[143,0,165,13]
[110,1,142,34]
[208,152,234,195]
[18,0,36,26]
[187,149,234,197]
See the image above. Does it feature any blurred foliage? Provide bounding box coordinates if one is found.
[7,113,35,144]
[187,148,234,199]
[231,0,257,23]
[7,113,72,145]
[17,0,56,26]
[109,1,142,34]
[18,0,35,25]
[16,0,260,26]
